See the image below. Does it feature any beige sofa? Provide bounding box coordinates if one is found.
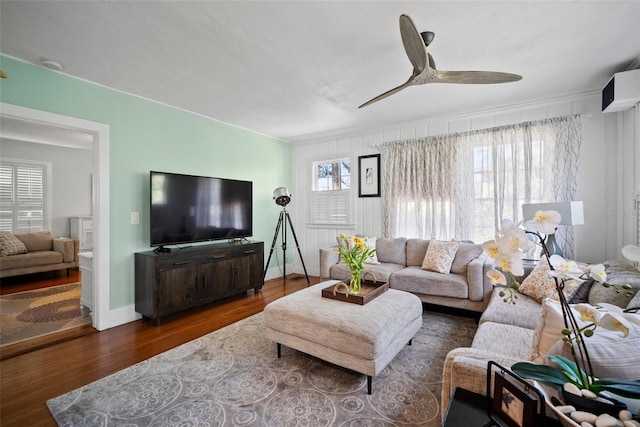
[319,237,494,313]
[440,260,640,420]
[0,231,79,278]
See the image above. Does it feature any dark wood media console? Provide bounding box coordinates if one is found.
[135,241,264,325]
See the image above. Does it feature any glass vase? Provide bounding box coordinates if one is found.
[349,271,361,294]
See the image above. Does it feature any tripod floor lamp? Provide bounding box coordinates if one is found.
[264,187,309,284]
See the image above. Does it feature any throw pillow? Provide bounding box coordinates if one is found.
[627,290,640,310]
[547,317,640,380]
[340,235,379,264]
[0,231,28,256]
[450,243,483,276]
[527,298,588,363]
[568,278,594,304]
[588,261,640,308]
[518,258,577,303]
[421,240,460,274]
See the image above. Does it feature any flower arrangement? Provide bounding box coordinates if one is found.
[481,210,640,404]
[335,234,377,294]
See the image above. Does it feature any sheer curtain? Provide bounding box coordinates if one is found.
[380,115,582,256]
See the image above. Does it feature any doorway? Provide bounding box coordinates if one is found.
[0,103,110,331]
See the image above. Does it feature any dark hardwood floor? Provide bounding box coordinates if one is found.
[0,273,320,427]
[0,269,82,295]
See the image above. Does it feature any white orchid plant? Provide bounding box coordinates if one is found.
[481,210,640,398]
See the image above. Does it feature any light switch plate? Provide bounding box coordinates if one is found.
[131,211,139,225]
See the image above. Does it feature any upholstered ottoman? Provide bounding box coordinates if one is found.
[263,280,423,394]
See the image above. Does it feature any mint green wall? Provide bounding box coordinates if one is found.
[0,56,292,309]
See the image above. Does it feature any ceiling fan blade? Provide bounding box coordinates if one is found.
[399,14,427,75]
[359,76,415,108]
[433,70,522,84]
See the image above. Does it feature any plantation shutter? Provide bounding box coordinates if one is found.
[0,162,46,232]
[309,190,350,225]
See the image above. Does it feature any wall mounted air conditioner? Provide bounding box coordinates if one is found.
[602,68,640,113]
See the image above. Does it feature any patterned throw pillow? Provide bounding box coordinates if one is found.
[518,258,577,303]
[0,231,28,256]
[421,240,460,274]
[337,235,379,264]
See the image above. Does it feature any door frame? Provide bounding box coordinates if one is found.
[0,102,111,330]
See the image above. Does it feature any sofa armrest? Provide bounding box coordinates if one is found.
[466,252,493,304]
[53,238,78,263]
[441,347,524,420]
[319,246,339,280]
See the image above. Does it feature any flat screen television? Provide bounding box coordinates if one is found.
[150,171,253,249]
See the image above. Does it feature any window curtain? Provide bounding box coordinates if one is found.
[380,115,582,258]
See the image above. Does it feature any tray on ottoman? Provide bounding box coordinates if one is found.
[322,279,388,305]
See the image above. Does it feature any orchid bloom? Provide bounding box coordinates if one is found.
[487,269,507,286]
[498,227,534,254]
[589,264,607,283]
[574,304,602,324]
[574,303,640,338]
[524,210,561,235]
[495,252,524,276]
[482,240,500,259]
[548,254,584,281]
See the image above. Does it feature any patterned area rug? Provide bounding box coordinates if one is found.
[0,283,91,347]
[47,310,477,426]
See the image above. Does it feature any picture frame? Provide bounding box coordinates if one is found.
[358,154,380,197]
[487,361,544,427]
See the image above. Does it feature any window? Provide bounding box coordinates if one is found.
[0,160,49,233]
[309,157,353,227]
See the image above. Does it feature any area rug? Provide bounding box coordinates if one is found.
[0,283,91,347]
[47,310,477,426]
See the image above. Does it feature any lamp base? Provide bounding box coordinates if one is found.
[545,233,563,257]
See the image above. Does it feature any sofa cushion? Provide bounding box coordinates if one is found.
[0,250,63,270]
[588,261,640,308]
[406,239,429,267]
[421,240,460,274]
[0,231,28,256]
[375,237,407,265]
[14,231,53,252]
[472,322,533,360]
[391,266,469,299]
[450,243,483,276]
[329,262,404,283]
[479,287,542,330]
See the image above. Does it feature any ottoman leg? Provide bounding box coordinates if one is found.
[408,338,412,346]
[367,376,372,395]
[277,343,281,358]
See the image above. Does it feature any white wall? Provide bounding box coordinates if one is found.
[0,138,93,237]
[290,92,638,276]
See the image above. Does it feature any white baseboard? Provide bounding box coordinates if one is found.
[101,304,141,330]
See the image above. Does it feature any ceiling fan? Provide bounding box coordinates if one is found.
[359,14,523,108]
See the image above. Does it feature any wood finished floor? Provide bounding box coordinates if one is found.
[0,273,321,427]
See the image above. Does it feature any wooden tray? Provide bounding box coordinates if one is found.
[321,280,389,305]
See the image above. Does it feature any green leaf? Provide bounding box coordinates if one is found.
[547,355,586,385]
[591,378,640,399]
[511,362,575,387]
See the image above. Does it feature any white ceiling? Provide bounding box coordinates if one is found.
[1,1,639,144]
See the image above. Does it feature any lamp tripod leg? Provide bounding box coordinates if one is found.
[264,211,284,279]
[285,211,309,285]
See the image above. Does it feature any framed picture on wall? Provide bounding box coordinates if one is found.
[358,154,380,197]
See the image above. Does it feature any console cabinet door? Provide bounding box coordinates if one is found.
[199,258,233,298]
[234,251,262,292]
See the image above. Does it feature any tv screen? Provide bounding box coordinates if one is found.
[150,171,253,247]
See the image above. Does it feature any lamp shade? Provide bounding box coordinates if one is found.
[522,201,584,225]
[273,187,291,207]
